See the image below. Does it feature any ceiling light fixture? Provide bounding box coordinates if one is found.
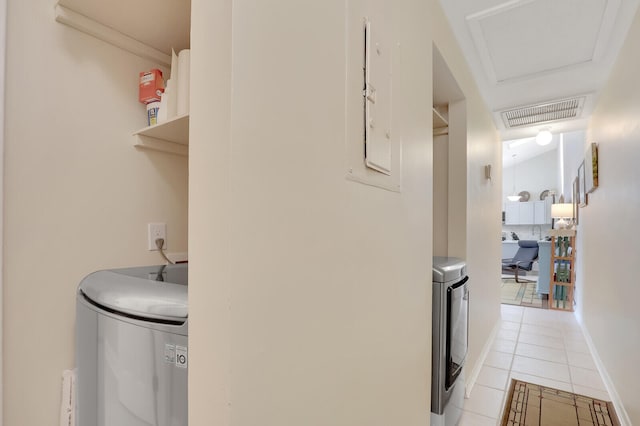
[536,130,553,146]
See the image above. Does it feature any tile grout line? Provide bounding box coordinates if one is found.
[562,321,577,395]
[498,307,524,422]
[465,306,616,425]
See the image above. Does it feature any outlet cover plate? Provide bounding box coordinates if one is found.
[148,223,167,250]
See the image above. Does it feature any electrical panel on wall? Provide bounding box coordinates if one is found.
[364,18,393,175]
[345,2,401,193]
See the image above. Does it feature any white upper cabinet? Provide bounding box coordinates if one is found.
[505,200,551,225]
[533,200,549,225]
[518,202,535,225]
[504,202,520,225]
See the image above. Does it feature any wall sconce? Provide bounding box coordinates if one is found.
[551,203,574,229]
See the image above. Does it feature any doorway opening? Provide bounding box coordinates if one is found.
[432,45,467,260]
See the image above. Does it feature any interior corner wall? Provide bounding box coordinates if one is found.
[3,0,188,424]
[447,100,467,260]
[431,1,502,383]
[188,0,501,425]
[581,6,640,424]
[0,0,6,423]
[433,134,449,256]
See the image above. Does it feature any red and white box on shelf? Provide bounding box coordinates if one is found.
[139,69,165,104]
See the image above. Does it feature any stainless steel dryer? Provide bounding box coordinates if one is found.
[76,264,188,426]
[431,257,469,426]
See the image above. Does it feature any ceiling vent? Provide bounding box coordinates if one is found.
[500,97,586,128]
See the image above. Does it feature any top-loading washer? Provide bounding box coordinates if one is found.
[76,263,188,426]
[431,257,469,426]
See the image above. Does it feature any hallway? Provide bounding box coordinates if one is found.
[460,305,611,425]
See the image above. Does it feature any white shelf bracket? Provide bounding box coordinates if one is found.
[133,135,188,157]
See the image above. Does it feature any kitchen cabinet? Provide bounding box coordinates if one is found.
[504,200,551,225]
[504,202,520,225]
[533,201,546,224]
[519,202,535,224]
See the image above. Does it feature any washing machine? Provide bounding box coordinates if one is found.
[431,257,469,426]
[76,263,188,426]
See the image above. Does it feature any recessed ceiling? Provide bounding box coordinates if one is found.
[467,0,612,84]
[438,0,640,140]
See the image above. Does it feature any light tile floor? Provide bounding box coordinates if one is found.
[459,304,611,425]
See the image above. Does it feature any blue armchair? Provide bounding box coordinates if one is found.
[502,240,539,283]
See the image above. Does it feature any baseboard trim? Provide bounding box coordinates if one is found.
[465,318,501,398]
[576,315,632,426]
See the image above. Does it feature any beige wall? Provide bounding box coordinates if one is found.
[189,1,500,425]
[581,6,640,424]
[431,1,503,385]
[3,0,188,424]
[433,134,448,256]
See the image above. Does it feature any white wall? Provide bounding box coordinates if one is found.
[579,6,640,424]
[189,1,501,425]
[433,134,449,256]
[3,0,188,424]
[432,9,502,386]
[503,150,558,204]
[559,130,586,202]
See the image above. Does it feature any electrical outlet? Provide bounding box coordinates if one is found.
[148,223,167,251]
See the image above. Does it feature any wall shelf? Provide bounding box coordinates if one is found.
[133,114,189,156]
[549,229,576,311]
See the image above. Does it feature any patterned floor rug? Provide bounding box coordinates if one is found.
[501,379,620,426]
[501,279,548,309]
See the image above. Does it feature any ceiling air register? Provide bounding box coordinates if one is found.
[500,97,586,128]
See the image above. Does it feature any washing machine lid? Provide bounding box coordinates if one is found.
[432,256,466,284]
[79,264,188,322]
